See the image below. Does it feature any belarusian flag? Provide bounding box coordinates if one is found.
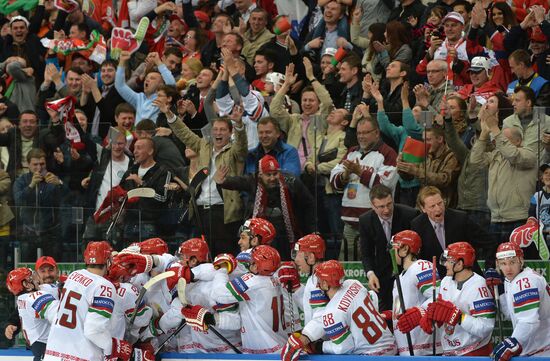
[402,137,426,163]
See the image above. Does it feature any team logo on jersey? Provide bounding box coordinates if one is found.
[470,299,496,318]
[416,270,436,293]
[227,277,250,301]
[32,293,56,318]
[513,288,540,313]
[89,296,115,318]
[309,290,329,309]
[445,324,455,335]
[324,322,351,344]
[346,184,358,200]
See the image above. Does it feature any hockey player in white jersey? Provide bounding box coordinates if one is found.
[423,242,495,356]
[388,230,442,355]
[310,260,396,355]
[44,241,133,361]
[492,242,550,360]
[234,218,276,276]
[211,245,287,353]
[7,267,59,361]
[280,234,328,361]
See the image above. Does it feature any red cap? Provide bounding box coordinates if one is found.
[194,11,210,24]
[259,155,280,173]
[35,256,57,270]
[530,26,547,43]
[169,14,186,28]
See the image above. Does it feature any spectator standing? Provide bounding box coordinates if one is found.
[335,55,363,113]
[159,99,248,256]
[359,184,420,311]
[330,116,398,261]
[13,148,65,262]
[241,8,275,66]
[506,49,550,107]
[0,167,13,270]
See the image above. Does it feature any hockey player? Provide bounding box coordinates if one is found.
[159,238,241,353]
[308,260,396,355]
[389,230,441,355]
[280,234,327,361]
[492,242,550,360]
[234,218,276,275]
[7,268,58,361]
[211,245,287,353]
[44,241,132,361]
[423,242,495,356]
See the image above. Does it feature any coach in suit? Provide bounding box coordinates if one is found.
[411,186,497,278]
[359,184,420,311]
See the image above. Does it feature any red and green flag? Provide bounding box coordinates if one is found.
[402,137,426,163]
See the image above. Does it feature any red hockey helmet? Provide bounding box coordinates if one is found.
[294,234,326,260]
[496,242,524,260]
[6,268,33,296]
[84,241,113,265]
[315,260,345,287]
[240,218,276,245]
[179,237,210,263]
[106,261,132,284]
[139,238,168,255]
[251,245,281,276]
[443,242,476,267]
[391,230,422,255]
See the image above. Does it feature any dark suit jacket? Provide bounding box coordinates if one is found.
[411,208,497,278]
[359,204,420,311]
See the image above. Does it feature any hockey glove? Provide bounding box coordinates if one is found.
[182,305,215,332]
[397,307,425,333]
[213,253,238,274]
[484,268,504,288]
[132,348,155,361]
[113,253,153,276]
[277,262,301,291]
[110,338,133,361]
[380,310,393,321]
[418,311,433,334]
[281,333,306,361]
[166,263,193,290]
[493,337,522,361]
[430,297,462,326]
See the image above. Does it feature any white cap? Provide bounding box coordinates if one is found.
[9,15,29,27]
[468,56,491,74]
[322,47,337,57]
[442,11,465,25]
[265,72,285,87]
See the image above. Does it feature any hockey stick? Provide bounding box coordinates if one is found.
[129,270,175,325]
[494,285,504,343]
[390,246,414,356]
[188,168,209,238]
[154,278,190,355]
[208,325,242,354]
[432,256,437,356]
[106,187,156,240]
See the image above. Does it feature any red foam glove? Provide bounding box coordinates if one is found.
[110,338,132,361]
[380,310,393,321]
[93,185,127,224]
[113,253,153,276]
[213,253,237,274]
[397,307,425,333]
[281,333,305,361]
[430,297,462,326]
[166,263,192,290]
[277,262,301,291]
[182,305,215,331]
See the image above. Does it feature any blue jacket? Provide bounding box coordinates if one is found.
[245,140,301,176]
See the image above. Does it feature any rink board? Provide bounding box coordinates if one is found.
[1,349,550,361]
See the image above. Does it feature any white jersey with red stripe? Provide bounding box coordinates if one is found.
[17,286,59,345]
[187,263,242,353]
[110,282,152,341]
[392,259,442,355]
[501,267,550,356]
[159,297,193,353]
[321,279,396,355]
[299,273,328,342]
[437,274,495,355]
[44,269,116,361]
[211,269,287,354]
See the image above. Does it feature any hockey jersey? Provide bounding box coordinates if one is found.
[211,269,287,353]
[44,269,116,361]
[501,267,550,356]
[392,259,442,355]
[437,274,495,355]
[110,282,152,342]
[299,273,328,342]
[321,279,397,355]
[17,285,59,345]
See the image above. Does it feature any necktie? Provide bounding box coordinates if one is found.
[198,96,204,113]
[435,223,445,249]
[383,220,391,243]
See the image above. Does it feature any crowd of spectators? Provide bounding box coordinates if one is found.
[0,0,549,270]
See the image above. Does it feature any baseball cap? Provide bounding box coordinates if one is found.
[265,72,286,87]
[540,163,550,172]
[35,256,57,270]
[442,11,465,25]
[9,15,29,27]
[322,47,337,57]
[468,56,491,74]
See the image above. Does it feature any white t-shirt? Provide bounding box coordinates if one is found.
[138,164,154,178]
[95,156,130,210]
